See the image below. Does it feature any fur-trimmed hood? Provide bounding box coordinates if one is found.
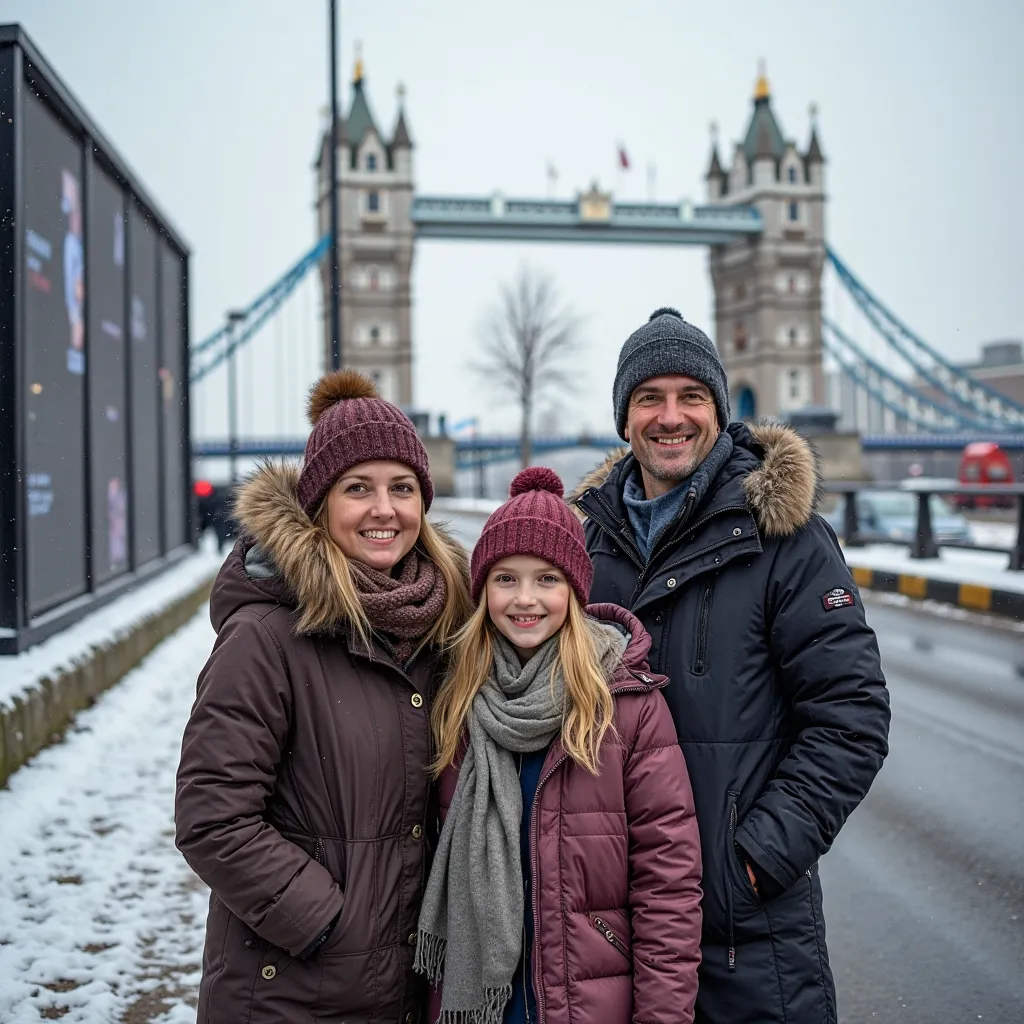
[210,460,467,635]
[569,420,820,539]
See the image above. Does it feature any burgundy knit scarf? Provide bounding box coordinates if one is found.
[350,548,447,665]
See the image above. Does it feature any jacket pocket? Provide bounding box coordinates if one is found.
[591,915,630,959]
[692,579,714,675]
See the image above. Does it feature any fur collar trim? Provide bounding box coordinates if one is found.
[569,420,820,539]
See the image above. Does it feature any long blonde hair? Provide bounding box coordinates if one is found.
[432,591,615,776]
[309,501,473,653]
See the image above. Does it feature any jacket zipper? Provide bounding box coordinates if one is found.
[693,580,713,675]
[313,836,326,866]
[726,791,741,973]
[529,749,569,1024]
[591,916,629,959]
[527,684,653,1023]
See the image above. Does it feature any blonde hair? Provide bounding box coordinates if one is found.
[309,501,473,654]
[432,590,615,776]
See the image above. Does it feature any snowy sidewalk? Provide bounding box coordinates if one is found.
[0,611,214,1024]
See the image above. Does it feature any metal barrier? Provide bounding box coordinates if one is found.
[826,481,1024,571]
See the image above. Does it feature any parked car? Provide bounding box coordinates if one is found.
[826,490,972,545]
[953,442,1014,510]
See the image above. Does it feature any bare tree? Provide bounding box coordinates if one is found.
[473,266,582,469]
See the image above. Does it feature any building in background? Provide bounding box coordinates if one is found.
[705,68,826,422]
[315,56,414,407]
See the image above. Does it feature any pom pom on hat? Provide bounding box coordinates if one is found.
[509,466,564,499]
[307,369,380,426]
[648,306,683,322]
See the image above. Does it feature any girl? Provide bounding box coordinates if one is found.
[416,467,702,1024]
[176,370,473,1023]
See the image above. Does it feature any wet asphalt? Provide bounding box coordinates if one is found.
[821,597,1024,1023]
[436,511,1024,1022]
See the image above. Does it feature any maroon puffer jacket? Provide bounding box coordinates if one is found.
[429,603,703,1024]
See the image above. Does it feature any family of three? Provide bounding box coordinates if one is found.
[175,307,891,1023]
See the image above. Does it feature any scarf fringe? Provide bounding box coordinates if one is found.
[413,929,447,984]
[433,985,513,1024]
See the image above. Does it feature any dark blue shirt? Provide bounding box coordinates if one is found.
[503,746,548,1024]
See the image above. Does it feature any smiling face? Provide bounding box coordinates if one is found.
[486,555,571,663]
[625,374,721,498]
[324,460,422,574]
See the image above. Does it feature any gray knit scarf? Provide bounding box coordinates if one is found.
[415,621,627,1024]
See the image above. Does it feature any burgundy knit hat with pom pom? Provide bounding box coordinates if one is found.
[295,369,433,515]
[470,466,593,604]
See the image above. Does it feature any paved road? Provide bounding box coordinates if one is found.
[440,510,1024,1021]
[822,597,1024,1023]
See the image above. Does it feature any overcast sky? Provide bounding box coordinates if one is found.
[7,0,1024,439]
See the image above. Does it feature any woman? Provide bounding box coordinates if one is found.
[175,370,472,1023]
[417,467,703,1024]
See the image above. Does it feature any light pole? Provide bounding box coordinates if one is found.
[328,0,341,370]
[226,310,246,485]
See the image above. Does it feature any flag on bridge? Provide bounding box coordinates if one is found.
[617,143,631,170]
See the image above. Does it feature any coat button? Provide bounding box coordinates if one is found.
[653,613,663,625]
[244,939,253,949]
[408,932,418,946]
[406,1014,415,1024]
[411,824,423,840]
[261,964,276,980]
[410,693,423,708]
[667,578,676,588]
[714,555,722,564]
[733,527,742,537]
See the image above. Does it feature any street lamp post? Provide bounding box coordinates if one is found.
[226,310,246,485]
[328,0,341,370]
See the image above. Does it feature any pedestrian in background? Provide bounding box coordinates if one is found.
[175,370,473,1023]
[418,466,703,1024]
[572,307,891,1024]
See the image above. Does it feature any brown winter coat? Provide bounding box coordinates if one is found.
[175,462,467,1024]
[429,603,703,1024]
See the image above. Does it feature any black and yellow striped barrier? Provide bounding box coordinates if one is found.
[849,565,1024,618]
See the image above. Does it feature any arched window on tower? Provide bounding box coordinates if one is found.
[368,267,380,291]
[368,191,380,213]
[788,201,799,223]
[369,325,380,342]
[788,369,801,400]
[787,166,798,184]
[366,153,377,171]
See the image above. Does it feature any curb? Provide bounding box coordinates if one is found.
[0,572,216,787]
[849,565,1024,619]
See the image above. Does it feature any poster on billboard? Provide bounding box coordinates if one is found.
[129,204,161,566]
[159,242,187,551]
[21,88,88,616]
[88,164,129,584]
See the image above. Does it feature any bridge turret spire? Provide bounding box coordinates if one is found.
[705,121,726,201]
[754,59,770,102]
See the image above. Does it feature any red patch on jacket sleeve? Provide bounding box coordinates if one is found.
[821,586,855,611]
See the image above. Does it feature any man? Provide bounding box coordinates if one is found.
[571,307,890,1024]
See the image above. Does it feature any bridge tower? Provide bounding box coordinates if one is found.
[705,68,826,421]
[316,54,415,406]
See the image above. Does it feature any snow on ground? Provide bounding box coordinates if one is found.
[0,611,215,1024]
[1,539,223,711]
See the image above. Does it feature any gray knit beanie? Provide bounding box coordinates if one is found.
[612,307,730,439]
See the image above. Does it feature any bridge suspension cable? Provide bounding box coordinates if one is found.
[190,235,329,383]
[822,319,997,432]
[826,247,1024,430]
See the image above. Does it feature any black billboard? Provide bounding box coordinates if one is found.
[87,164,129,584]
[160,242,187,551]
[0,25,192,652]
[129,205,161,567]
[21,86,88,616]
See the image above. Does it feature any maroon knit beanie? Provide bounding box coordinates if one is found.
[295,370,433,515]
[470,466,593,604]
